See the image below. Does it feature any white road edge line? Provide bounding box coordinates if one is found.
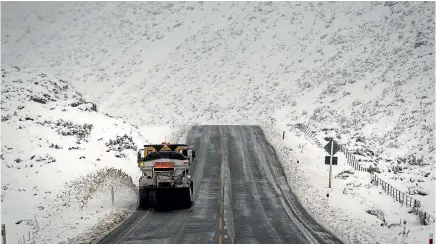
[113,211,150,244]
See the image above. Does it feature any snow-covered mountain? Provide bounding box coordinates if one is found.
[2,1,434,164]
[2,1,434,244]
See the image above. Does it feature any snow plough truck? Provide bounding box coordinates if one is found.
[137,142,196,210]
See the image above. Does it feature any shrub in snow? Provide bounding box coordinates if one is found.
[49,143,63,149]
[367,165,381,174]
[53,119,93,142]
[398,154,426,166]
[342,91,351,97]
[2,114,11,122]
[407,186,428,196]
[352,100,362,107]
[324,85,339,95]
[335,170,354,179]
[35,118,93,142]
[30,95,48,104]
[30,154,56,166]
[414,31,429,48]
[302,82,312,89]
[366,209,387,226]
[70,98,98,112]
[324,136,333,141]
[114,152,128,158]
[106,134,137,152]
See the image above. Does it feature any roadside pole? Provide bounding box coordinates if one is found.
[2,224,6,244]
[111,186,114,206]
[324,139,339,197]
[329,139,333,188]
[401,220,407,243]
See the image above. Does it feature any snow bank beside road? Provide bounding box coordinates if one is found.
[262,123,434,244]
[0,67,176,244]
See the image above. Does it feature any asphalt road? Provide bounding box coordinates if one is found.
[98,126,343,244]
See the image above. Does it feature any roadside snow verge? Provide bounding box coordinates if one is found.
[261,123,435,244]
[35,168,137,244]
[0,67,175,244]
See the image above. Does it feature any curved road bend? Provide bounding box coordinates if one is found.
[98,125,343,244]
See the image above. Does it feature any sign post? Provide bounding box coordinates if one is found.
[329,141,333,188]
[324,140,340,189]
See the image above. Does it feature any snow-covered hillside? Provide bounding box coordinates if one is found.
[2,1,434,244]
[2,1,434,167]
[0,67,185,243]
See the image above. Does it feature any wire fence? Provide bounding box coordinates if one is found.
[296,123,369,172]
[340,145,370,172]
[293,123,435,225]
[371,174,435,225]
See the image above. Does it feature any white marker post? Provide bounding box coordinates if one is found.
[402,220,407,243]
[1,224,6,244]
[111,186,114,206]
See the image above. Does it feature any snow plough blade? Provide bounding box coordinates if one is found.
[138,186,194,211]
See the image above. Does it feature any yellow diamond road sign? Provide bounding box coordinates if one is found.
[324,140,340,155]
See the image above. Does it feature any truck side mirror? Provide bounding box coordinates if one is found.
[192,151,196,159]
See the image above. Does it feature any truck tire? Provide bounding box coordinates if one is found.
[137,189,150,210]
